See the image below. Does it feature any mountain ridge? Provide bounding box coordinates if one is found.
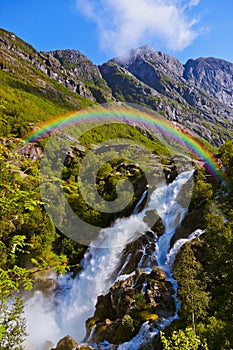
[1,27,233,146]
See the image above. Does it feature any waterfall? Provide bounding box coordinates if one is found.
[24,170,203,350]
[54,216,150,342]
[133,189,148,214]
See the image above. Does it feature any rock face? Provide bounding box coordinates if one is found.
[113,46,184,87]
[184,57,233,108]
[47,49,102,82]
[0,28,111,104]
[52,336,79,350]
[85,267,175,346]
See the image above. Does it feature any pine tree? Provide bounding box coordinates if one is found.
[174,243,210,335]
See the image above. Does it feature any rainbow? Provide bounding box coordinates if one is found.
[24,104,222,181]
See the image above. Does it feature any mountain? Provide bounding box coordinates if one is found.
[1,28,233,146]
[0,28,110,137]
[100,46,233,146]
[184,56,233,108]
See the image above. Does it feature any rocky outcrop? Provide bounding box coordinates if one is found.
[51,335,93,350]
[47,50,102,83]
[115,230,161,277]
[52,335,79,350]
[113,46,184,82]
[40,50,111,102]
[0,28,111,103]
[85,267,175,346]
[184,57,233,108]
[17,142,42,160]
[171,207,205,247]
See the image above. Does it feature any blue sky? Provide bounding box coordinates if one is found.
[0,0,232,65]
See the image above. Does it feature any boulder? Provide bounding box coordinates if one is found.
[85,267,176,345]
[52,335,78,350]
[149,267,167,282]
[116,230,163,276]
[52,335,93,350]
[171,207,205,247]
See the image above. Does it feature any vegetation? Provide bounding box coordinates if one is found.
[160,327,209,350]
[0,141,85,347]
[0,69,93,138]
[0,296,27,350]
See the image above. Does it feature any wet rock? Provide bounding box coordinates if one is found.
[116,228,163,276]
[149,267,167,282]
[171,207,205,247]
[52,335,93,350]
[143,210,163,234]
[163,165,178,184]
[85,267,175,346]
[52,335,79,350]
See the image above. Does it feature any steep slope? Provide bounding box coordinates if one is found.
[100,46,233,146]
[0,28,95,137]
[40,49,111,103]
[184,57,233,108]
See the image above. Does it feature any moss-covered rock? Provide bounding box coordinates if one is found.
[84,267,175,346]
[52,335,79,350]
[52,335,94,350]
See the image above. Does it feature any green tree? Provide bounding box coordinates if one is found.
[0,142,73,348]
[160,327,208,350]
[203,203,233,324]
[197,317,233,350]
[191,169,213,209]
[174,243,210,335]
[0,297,27,350]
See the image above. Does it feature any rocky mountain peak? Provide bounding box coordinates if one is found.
[107,46,185,99]
[113,45,184,78]
[41,49,102,83]
[184,57,233,108]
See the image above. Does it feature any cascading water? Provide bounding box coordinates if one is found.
[54,216,150,342]
[24,170,204,350]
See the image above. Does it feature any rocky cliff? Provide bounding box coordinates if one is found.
[0,28,111,105]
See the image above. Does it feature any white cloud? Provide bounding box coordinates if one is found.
[76,0,201,55]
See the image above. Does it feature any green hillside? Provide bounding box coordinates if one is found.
[0,28,94,138]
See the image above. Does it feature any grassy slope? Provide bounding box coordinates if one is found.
[0,29,94,138]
